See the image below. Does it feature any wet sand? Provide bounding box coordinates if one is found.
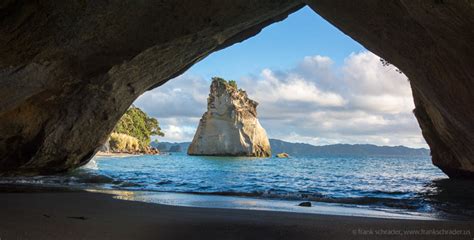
[0,189,473,240]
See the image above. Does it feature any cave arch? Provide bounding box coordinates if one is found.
[0,1,473,177]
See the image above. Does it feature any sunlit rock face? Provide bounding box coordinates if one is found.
[188,79,271,157]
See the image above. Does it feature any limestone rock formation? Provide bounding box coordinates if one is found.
[276,153,290,158]
[1,1,474,177]
[188,78,271,157]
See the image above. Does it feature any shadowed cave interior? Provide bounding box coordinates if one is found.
[0,0,473,179]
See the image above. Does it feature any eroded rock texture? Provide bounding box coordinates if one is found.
[0,0,473,177]
[188,78,271,157]
[305,0,474,178]
[0,0,302,175]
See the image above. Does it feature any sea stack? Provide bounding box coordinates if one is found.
[188,77,271,157]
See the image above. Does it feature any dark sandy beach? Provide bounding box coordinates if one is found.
[0,188,473,240]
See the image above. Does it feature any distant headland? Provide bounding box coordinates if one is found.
[99,106,163,155]
[154,139,429,157]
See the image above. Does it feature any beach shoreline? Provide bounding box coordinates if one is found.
[94,151,143,158]
[92,189,441,221]
[0,187,473,240]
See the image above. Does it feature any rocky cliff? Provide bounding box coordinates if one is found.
[305,0,474,178]
[1,1,474,177]
[0,0,299,175]
[188,78,271,157]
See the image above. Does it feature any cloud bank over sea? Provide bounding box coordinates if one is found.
[135,51,426,148]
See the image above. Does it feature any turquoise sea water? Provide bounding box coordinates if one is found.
[4,153,474,219]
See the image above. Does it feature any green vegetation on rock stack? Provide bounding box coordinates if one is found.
[113,106,164,150]
[213,77,238,89]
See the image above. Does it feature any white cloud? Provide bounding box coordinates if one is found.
[350,94,414,114]
[135,51,427,148]
[247,69,345,107]
[134,75,208,118]
[342,51,414,114]
[134,76,208,142]
[149,117,200,142]
[343,52,411,96]
[158,124,196,142]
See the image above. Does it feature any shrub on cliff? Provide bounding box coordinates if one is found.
[109,132,140,152]
[113,106,164,149]
[228,80,237,89]
[212,77,238,89]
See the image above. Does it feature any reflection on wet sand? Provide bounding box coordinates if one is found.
[422,179,474,218]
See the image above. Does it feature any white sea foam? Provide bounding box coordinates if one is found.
[82,158,99,170]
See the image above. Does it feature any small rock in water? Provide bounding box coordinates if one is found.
[298,201,312,207]
[276,152,289,158]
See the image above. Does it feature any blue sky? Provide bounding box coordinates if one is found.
[135,7,427,148]
[187,6,365,80]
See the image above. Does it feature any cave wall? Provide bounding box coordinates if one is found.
[305,0,474,178]
[0,0,303,175]
[0,0,473,177]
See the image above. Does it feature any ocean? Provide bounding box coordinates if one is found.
[3,153,474,220]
